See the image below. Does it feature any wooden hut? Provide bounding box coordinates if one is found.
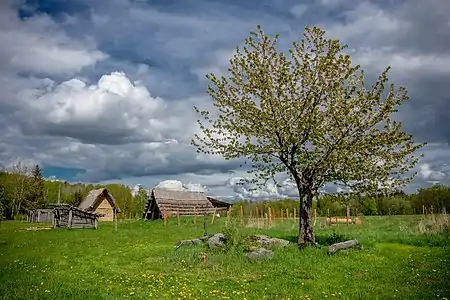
[53,204,102,229]
[143,188,216,220]
[27,208,54,223]
[206,196,233,212]
[78,188,121,221]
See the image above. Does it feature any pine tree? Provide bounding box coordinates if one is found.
[28,165,45,209]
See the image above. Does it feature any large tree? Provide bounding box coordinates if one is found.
[8,162,32,217]
[192,25,425,247]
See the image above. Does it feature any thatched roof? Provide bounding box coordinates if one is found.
[78,188,121,213]
[55,204,105,217]
[150,188,216,216]
[206,196,233,208]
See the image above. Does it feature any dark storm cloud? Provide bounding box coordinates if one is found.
[0,0,449,200]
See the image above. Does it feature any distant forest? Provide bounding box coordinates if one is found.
[232,184,449,217]
[0,163,147,220]
[1,163,449,220]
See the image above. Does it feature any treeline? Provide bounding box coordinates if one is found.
[0,163,148,220]
[231,184,450,217]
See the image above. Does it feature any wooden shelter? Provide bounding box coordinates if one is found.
[78,188,121,221]
[143,188,216,220]
[206,196,233,212]
[27,208,54,223]
[53,204,102,229]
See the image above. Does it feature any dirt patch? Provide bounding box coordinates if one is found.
[352,271,369,277]
[422,278,438,285]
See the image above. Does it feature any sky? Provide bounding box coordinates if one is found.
[1,0,450,201]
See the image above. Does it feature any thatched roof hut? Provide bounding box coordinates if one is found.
[143,188,216,220]
[206,196,233,211]
[78,188,121,222]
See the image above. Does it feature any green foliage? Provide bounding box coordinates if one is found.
[133,188,148,218]
[362,197,378,216]
[193,24,424,195]
[192,24,425,244]
[318,231,349,246]
[221,220,247,252]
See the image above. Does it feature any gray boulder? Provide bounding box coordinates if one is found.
[245,248,274,260]
[207,233,226,248]
[174,235,213,249]
[250,234,289,248]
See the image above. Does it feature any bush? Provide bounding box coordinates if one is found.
[221,221,247,252]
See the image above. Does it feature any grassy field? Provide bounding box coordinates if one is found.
[0,215,449,300]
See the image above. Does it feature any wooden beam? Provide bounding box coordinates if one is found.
[114,209,118,233]
[68,209,73,229]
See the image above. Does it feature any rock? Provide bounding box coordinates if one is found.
[174,235,212,249]
[327,239,360,255]
[250,234,289,249]
[207,233,226,248]
[245,248,274,260]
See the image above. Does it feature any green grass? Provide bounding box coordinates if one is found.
[0,215,449,299]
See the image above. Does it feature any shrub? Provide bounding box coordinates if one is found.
[221,220,247,252]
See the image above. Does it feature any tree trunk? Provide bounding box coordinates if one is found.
[294,178,316,248]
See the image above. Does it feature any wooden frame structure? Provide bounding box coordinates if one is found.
[52,204,102,229]
[27,208,54,223]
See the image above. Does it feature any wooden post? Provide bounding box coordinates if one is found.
[240,206,244,225]
[211,208,217,225]
[256,207,259,220]
[346,206,350,225]
[68,209,73,229]
[203,210,207,236]
[114,209,118,233]
[177,209,180,226]
[268,207,272,226]
[227,206,231,225]
[281,208,284,223]
[286,208,289,221]
[422,205,425,215]
[194,206,197,225]
[129,212,132,231]
[57,183,61,205]
[163,207,167,226]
